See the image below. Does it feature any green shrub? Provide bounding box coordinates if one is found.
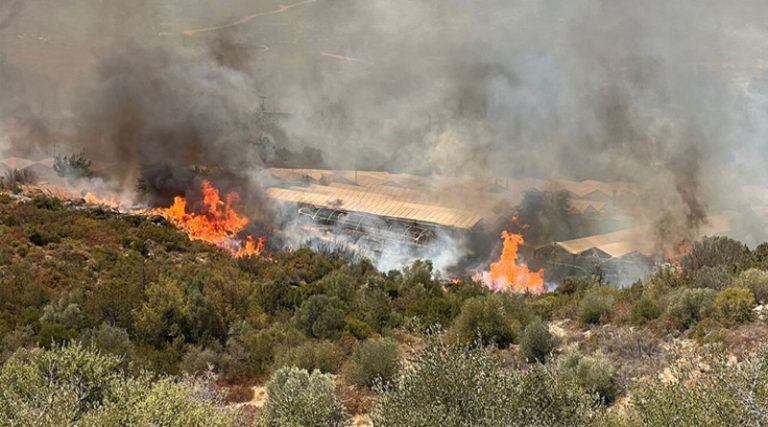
[293,295,347,339]
[561,352,620,405]
[372,340,595,427]
[179,346,223,375]
[519,319,558,363]
[579,287,615,325]
[631,296,662,326]
[344,338,401,388]
[736,268,768,304]
[666,288,716,329]
[714,287,755,325]
[344,317,373,339]
[78,322,134,360]
[36,322,77,347]
[257,367,350,427]
[529,293,570,320]
[276,340,344,374]
[681,236,750,273]
[447,295,521,348]
[691,265,733,290]
[31,195,62,210]
[0,344,238,426]
[624,344,768,426]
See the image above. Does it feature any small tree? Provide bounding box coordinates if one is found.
[257,367,351,427]
[53,151,94,179]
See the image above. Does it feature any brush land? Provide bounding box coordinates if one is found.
[2,191,768,426]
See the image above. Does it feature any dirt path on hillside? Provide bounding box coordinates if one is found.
[181,0,316,37]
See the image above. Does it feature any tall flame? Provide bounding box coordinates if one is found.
[155,180,265,258]
[479,230,544,294]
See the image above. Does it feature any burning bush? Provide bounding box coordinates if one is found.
[146,180,266,258]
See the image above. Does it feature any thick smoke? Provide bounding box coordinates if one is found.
[3,0,768,267]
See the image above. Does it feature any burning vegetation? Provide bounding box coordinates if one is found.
[145,180,266,258]
[476,230,545,294]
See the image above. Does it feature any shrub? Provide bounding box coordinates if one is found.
[78,322,134,359]
[557,276,600,295]
[257,367,350,427]
[691,265,733,290]
[561,352,620,405]
[666,288,716,329]
[179,346,223,375]
[631,296,662,326]
[529,293,569,320]
[344,317,373,339]
[519,319,558,363]
[0,344,238,426]
[714,287,755,325]
[294,295,348,339]
[344,338,401,388]
[447,295,521,348]
[736,268,768,304]
[276,340,344,374]
[578,287,615,325]
[372,340,595,427]
[624,344,768,426]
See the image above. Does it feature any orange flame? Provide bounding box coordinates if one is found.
[480,230,544,294]
[237,235,266,258]
[155,180,265,258]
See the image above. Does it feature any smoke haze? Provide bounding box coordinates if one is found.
[3,0,768,264]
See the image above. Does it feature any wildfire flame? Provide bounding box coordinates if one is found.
[154,180,265,258]
[478,230,544,294]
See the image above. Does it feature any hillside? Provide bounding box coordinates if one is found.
[2,191,768,425]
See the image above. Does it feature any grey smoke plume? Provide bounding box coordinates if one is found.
[3,0,768,264]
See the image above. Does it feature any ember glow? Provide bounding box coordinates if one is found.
[155,180,265,258]
[479,230,544,294]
